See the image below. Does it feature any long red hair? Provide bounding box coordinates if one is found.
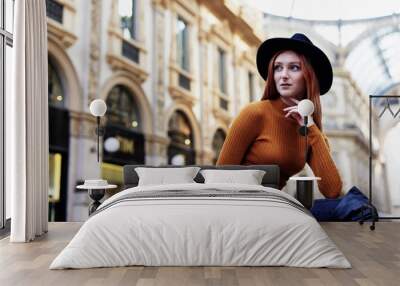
[261,50,323,131]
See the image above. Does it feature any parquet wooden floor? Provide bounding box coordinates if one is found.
[0,222,399,286]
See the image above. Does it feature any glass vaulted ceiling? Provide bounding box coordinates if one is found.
[248,0,400,96]
[248,0,400,21]
[345,26,400,95]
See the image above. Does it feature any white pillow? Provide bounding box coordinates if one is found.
[135,167,201,186]
[200,169,266,185]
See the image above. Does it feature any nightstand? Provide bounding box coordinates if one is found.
[77,180,117,215]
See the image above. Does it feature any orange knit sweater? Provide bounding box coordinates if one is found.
[216,97,342,198]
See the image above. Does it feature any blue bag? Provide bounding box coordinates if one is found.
[311,186,373,221]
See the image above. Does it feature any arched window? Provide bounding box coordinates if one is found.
[167,110,195,165]
[105,85,141,131]
[47,56,69,222]
[212,129,226,164]
[48,57,65,108]
[168,111,193,146]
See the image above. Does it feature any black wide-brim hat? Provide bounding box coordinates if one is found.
[256,33,333,95]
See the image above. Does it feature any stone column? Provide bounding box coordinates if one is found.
[148,0,170,165]
[88,0,102,104]
[198,26,213,165]
[145,134,170,165]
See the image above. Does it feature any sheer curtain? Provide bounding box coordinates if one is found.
[6,0,48,242]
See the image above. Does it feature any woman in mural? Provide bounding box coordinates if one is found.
[217,33,342,199]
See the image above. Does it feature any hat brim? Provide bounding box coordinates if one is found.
[256,38,333,95]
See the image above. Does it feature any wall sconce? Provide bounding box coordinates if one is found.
[89,99,107,162]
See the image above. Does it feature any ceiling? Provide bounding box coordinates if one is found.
[247,0,400,95]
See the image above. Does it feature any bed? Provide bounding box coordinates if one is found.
[50,165,350,269]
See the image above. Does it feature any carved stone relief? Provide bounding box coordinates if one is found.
[88,0,102,103]
[155,6,166,133]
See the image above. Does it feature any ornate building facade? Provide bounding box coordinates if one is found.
[45,0,395,221]
[46,0,266,221]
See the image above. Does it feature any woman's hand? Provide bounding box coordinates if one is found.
[283,98,314,127]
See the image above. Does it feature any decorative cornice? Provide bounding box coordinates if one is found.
[200,0,262,47]
[209,20,233,48]
[106,53,149,83]
[152,0,170,9]
[108,28,147,54]
[168,86,197,108]
[172,0,198,18]
[47,19,77,48]
[169,63,194,80]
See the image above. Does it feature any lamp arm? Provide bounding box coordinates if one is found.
[304,116,308,165]
[97,116,100,162]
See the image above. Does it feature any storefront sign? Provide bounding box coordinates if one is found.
[103,124,145,165]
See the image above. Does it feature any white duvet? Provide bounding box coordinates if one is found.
[50,183,351,269]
